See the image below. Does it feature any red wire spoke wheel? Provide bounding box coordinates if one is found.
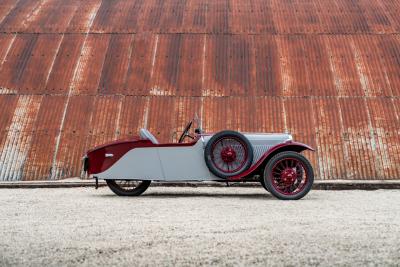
[204,131,253,178]
[263,151,314,200]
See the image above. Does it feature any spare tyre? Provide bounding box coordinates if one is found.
[204,130,253,178]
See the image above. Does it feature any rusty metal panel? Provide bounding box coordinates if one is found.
[312,0,342,33]
[379,0,400,32]
[0,0,399,34]
[51,95,94,179]
[284,97,319,177]
[375,35,400,97]
[142,0,165,32]
[21,0,78,33]
[191,96,286,135]
[358,0,395,33]
[39,0,80,33]
[339,98,377,179]
[159,0,186,33]
[351,35,392,97]
[0,95,42,181]
[124,34,156,95]
[0,0,41,32]
[118,0,145,33]
[45,34,85,93]
[0,34,15,70]
[182,0,207,33]
[271,0,303,34]
[230,1,251,34]
[252,0,276,33]
[313,98,347,180]
[91,0,129,33]
[276,36,309,96]
[0,95,19,180]
[118,96,147,139]
[303,36,336,96]
[229,35,256,96]
[98,34,133,94]
[204,35,255,96]
[336,0,370,33]
[0,0,18,26]
[0,34,38,93]
[367,98,400,179]
[323,35,364,96]
[254,97,285,133]
[203,34,229,96]
[0,94,18,140]
[149,34,182,96]
[206,0,229,33]
[71,34,110,94]
[66,0,101,33]
[253,35,281,96]
[0,34,63,93]
[22,95,66,180]
[146,96,176,142]
[294,0,322,33]
[85,95,121,150]
[18,34,62,93]
[177,35,204,96]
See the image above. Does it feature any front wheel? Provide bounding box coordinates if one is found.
[105,180,151,196]
[263,152,314,200]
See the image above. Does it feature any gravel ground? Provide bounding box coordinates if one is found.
[0,186,399,267]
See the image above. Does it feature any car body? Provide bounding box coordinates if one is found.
[83,121,315,200]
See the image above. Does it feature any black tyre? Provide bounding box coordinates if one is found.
[259,176,269,192]
[263,151,314,200]
[106,180,151,196]
[204,130,253,178]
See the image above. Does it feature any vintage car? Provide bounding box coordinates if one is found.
[83,119,315,200]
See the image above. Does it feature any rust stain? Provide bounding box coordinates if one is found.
[0,0,400,180]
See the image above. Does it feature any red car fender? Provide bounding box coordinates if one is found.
[228,141,315,181]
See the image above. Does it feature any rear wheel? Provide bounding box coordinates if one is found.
[105,180,151,196]
[263,152,313,200]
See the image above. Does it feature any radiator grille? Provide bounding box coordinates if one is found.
[251,145,272,166]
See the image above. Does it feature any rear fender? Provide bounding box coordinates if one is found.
[228,141,315,181]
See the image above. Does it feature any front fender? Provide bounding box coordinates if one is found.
[228,141,314,181]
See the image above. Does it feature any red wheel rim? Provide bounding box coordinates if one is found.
[210,136,248,174]
[270,157,308,195]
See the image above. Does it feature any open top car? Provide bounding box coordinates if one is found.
[83,118,315,200]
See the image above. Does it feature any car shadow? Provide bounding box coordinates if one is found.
[92,191,274,200]
[141,192,274,199]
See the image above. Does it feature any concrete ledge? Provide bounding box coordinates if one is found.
[0,178,400,190]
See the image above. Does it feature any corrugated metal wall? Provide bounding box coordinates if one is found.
[0,0,400,180]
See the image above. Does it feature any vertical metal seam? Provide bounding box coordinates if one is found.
[336,97,349,179]
[143,34,160,128]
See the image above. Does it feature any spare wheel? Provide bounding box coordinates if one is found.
[204,130,253,178]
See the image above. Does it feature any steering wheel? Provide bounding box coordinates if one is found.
[178,121,193,143]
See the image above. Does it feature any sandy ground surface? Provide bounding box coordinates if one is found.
[0,187,399,267]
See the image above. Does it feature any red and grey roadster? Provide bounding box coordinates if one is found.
[83,120,315,200]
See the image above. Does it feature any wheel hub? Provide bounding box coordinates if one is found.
[281,168,297,185]
[220,147,237,163]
